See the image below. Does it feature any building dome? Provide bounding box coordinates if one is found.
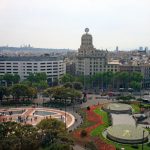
[81,28,93,46]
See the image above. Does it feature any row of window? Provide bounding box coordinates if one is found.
[0,62,63,65]
[0,71,64,75]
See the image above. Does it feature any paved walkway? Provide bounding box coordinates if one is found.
[111,114,136,125]
[68,111,83,131]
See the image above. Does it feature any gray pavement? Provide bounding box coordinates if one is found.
[111,114,136,126]
[81,94,111,108]
[68,111,83,131]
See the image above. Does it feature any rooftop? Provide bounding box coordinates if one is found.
[0,56,64,61]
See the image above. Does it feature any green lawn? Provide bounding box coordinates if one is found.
[90,108,150,150]
[131,104,140,113]
[90,108,109,138]
[141,103,150,109]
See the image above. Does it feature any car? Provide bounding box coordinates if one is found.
[143,92,149,95]
[142,121,149,125]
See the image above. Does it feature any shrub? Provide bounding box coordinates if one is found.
[131,144,139,149]
[86,142,97,150]
[147,142,150,147]
[116,95,135,101]
[1,100,32,106]
[87,106,90,110]
[80,130,87,137]
[73,82,83,90]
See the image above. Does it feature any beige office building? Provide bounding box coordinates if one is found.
[76,28,119,75]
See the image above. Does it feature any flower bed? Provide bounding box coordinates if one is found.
[72,105,115,150]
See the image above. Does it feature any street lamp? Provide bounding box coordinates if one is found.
[72,83,75,113]
[65,99,67,130]
[142,130,145,150]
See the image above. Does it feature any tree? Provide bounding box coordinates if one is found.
[92,72,103,89]
[37,118,72,148]
[2,74,20,86]
[33,81,48,91]
[44,86,82,104]
[11,84,37,101]
[64,82,73,88]
[0,86,9,102]
[0,122,41,150]
[130,81,142,91]
[130,72,143,82]
[11,84,28,100]
[60,74,74,84]
[0,75,3,85]
[3,73,14,86]
[119,72,129,88]
[13,74,20,84]
[26,87,37,100]
[73,82,83,90]
[0,119,73,150]
[35,72,47,82]
[27,73,35,83]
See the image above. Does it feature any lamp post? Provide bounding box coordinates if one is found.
[72,83,75,113]
[142,130,145,150]
[65,99,67,130]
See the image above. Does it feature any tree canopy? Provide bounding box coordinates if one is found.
[0,119,73,150]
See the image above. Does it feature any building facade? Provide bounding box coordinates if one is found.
[0,56,66,84]
[76,28,119,75]
[119,64,150,88]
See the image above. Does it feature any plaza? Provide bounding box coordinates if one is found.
[0,107,75,128]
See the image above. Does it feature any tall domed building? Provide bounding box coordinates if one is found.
[76,28,119,76]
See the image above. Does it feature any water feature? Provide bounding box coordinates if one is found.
[34,110,56,116]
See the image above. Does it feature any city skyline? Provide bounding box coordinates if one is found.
[0,0,150,50]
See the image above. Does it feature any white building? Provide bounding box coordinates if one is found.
[0,56,66,83]
[76,28,119,75]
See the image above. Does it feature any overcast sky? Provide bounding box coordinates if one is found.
[0,0,150,50]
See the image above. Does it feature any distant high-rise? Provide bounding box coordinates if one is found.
[139,47,143,51]
[116,46,119,52]
[145,47,148,51]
